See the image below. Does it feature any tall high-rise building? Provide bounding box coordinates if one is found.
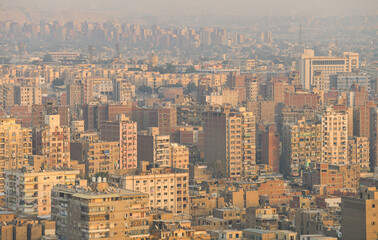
[114,80,135,104]
[81,78,94,104]
[204,107,256,178]
[137,127,171,167]
[71,138,120,177]
[370,107,378,170]
[261,125,280,173]
[2,84,15,108]
[52,181,150,240]
[353,102,376,139]
[101,115,137,169]
[33,115,71,168]
[300,49,359,90]
[321,107,348,165]
[170,143,189,169]
[245,75,259,101]
[341,186,378,240]
[14,86,42,106]
[348,136,370,172]
[158,104,177,137]
[0,118,32,192]
[282,118,322,176]
[66,84,81,107]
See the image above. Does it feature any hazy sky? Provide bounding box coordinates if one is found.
[1,0,377,17]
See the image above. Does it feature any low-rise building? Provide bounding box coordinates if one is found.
[246,207,279,230]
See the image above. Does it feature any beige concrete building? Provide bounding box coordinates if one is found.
[0,118,32,192]
[348,136,370,171]
[341,186,378,240]
[370,107,378,170]
[4,168,79,216]
[70,120,85,140]
[170,143,189,169]
[245,76,259,101]
[138,127,171,167]
[300,49,359,90]
[52,181,149,240]
[204,87,239,106]
[321,107,348,165]
[115,80,135,103]
[204,107,256,178]
[243,229,297,240]
[2,84,15,108]
[246,207,279,230]
[33,115,70,168]
[329,164,360,191]
[109,163,189,214]
[14,86,42,106]
[71,139,120,177]
[101,115,138,169]
[282,118,322,177]
[247,100,275,124]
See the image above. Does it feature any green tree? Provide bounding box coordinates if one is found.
[52,78,65,86]
[185,66,196,73]
[43,54,53,62]
[186,82,197,93]
[159,63,176,74]
[138,85,153,94]
[94,172,109,178]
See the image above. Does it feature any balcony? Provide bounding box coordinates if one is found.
[22,204,34,208]
[255,214,279,220]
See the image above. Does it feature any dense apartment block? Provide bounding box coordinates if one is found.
[109,162,189,214]
[0,217,56,240]
[353,102,376,139]
[204,107,256,178]
[137,127,171,167]
[370,107,378,170]
[303,163,360,194]
[261,124,280,173]
[14,86,42,106]
[341,186,378,240]
[71,137,120,177]
[170,143,189,169]
[247,99,275,124]
[246,207,279,230]
[52,181,149,240]
[321,107,348,165]
[101,114,138,169]
[348,136,370,172]
[114,80,135,103]
[0,118,32,192]
[282,118,322,177]
[4,167,79,216]
[33,115,71,168]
